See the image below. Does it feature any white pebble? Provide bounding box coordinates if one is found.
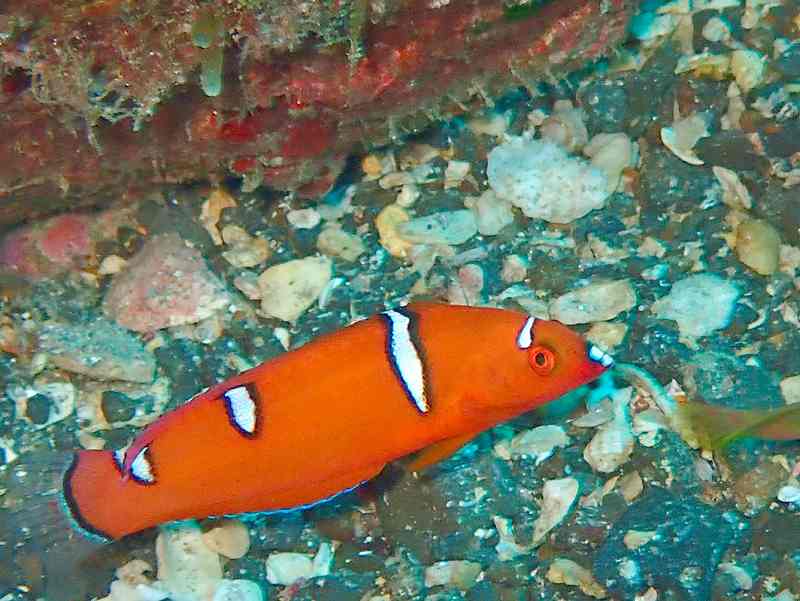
[213,580,263,601]
[549,279,636,324]
[583,388,635,473]
[258,256,333,322]
[651,273,740,339]
[464,190,514,236]
[397,210,478,245]
[532,477,579,545]
[505,425,569,464]
[661,112,710,166]
[286,208,321,230]
[487,137,609,224]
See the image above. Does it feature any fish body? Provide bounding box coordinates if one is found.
[59,303,611,540]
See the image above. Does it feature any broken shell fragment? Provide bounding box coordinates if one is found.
[661,113,710,166]
[532,477,579,545]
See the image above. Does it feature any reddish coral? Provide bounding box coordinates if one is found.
[0,0,636,225]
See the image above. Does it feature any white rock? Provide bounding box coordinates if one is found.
[258,256,333,322]
[651,273,740,338]
[506,425,570,464]
[265,543,334,586]
[265,554,313,586]
[487,137,609,224]
[713,166,752,209]
[213,580,263,601]
[492,516,529,561]
[731,49,766,92]
[549,279,636,324]
[376,204,413,258]
[286,208,321,230]
[780,375,800,404]
[424,561,481,590]
[584,133,636,193]
[397,210,478,245]
[532,477,579,545]
[547,557,607,599]
[396,183,420,208]
[540,100,589,152]
[156,523,222,601]
[702,16,733,42]
[501,254,528,283]
[778,484,800,503]
[464,190,514,236]
[317,225,366,262]
[444,160,471,189]
[583,388,635,473]
[546,558,606,599]
[661,112,710,166]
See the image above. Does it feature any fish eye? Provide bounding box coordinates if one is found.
[528,345,556,375]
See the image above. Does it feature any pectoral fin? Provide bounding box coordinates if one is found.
[406,432,479,473]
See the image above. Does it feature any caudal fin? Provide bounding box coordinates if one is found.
[0,451,117,598]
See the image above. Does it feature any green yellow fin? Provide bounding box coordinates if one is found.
[676,401,800,450]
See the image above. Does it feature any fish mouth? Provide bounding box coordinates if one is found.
[587,344,614,369]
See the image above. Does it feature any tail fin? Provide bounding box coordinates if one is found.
[675,401,800,450]
[0,451,116,599]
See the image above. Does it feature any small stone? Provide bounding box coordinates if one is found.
[464,190,514,236]
[777,485,800,503]
[443,160,470,189]
[584,132,636,193]
[376,204,413,258]
[397,210,478,246]
[156,522,223,601]
[780,375,800,404]
[532,477,579,545]
[286,208,321,230]
[213,580,263,601]
[713,166,752,209]
[38,318,156,383]
[730,49,766,93]
[618,470,644,502]
[661,113,710,166]
[652,274,740,339]
[735,218,781,275]
[104,233,229,332]
[540,100,589,152]
[396,184,420,208]
[586,322,627,350]
[317,226,366,262]
[500,255,528,283]
[265,543,334,586]
[623,530,657,550]
[546,558,607,599]
[549,279,636,324]
[202,520,250,559]
[446,264,484,306]
[233,273,261,300]
[221,226,271,269]
[99,255,128,276]
[201,188,237,245]
[424,561,481,590]
[258,256,332,322]
[101,390,136,423]
[583,388,634,473]
[505,425,569,464]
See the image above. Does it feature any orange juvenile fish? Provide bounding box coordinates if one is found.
[23,303,613,541]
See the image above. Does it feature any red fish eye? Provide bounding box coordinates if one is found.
[529,345,556,375]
